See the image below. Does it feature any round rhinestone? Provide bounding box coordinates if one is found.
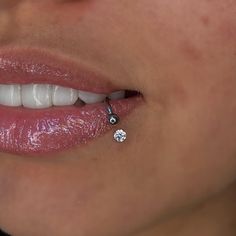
[114,129,127,143]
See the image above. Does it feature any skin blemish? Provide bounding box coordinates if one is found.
[200,15,210,27]
[219,20,236,43]
[180,39,203,62]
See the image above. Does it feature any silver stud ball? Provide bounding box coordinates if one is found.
[108,114,119,125]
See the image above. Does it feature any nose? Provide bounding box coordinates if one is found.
[0,0,93,45]
[0,0,23,45]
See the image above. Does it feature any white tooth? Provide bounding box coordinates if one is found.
[22,84,52,109]
[108,91,125,100]
[78,90,107,104]
[0,84,22,107]
[52,85,79,106]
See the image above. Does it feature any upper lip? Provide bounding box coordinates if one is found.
[0,48,117,93]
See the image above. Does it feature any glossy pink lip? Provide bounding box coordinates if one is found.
[0,49,142,155]
[0,48,116,93]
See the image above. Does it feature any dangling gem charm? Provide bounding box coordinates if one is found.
[114,129,127,143]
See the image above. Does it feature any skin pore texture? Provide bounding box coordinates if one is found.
[0,0,236,235]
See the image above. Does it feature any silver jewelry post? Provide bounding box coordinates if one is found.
[105,98,120,125]
[105,98,127,142]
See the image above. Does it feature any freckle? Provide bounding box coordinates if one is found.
[201,15,210,27]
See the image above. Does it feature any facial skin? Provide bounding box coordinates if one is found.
[0,0,236,235]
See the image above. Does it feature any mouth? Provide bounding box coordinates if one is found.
[0,48,142,156]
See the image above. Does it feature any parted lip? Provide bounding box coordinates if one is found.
[0,48,142,156]
[0,48,117,93]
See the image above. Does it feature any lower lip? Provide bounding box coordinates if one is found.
[0,96,142,156]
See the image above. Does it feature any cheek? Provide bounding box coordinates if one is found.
[141,0,236,210]
[146,77,236,222]
[214,0,236,44]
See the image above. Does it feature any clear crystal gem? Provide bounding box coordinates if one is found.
[114,129,127,143]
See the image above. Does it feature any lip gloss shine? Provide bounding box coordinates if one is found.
[0,49,142,155]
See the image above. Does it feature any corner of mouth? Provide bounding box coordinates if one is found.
[0,47,144,156]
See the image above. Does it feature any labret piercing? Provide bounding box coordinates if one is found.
[105,98,127,143]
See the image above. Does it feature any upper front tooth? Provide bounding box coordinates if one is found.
[22,84,53,109]
[0,84,22,107]
[78,90,107,104]
[108,91,125,100]
[0,84,122,109]
[52,85,79,106]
